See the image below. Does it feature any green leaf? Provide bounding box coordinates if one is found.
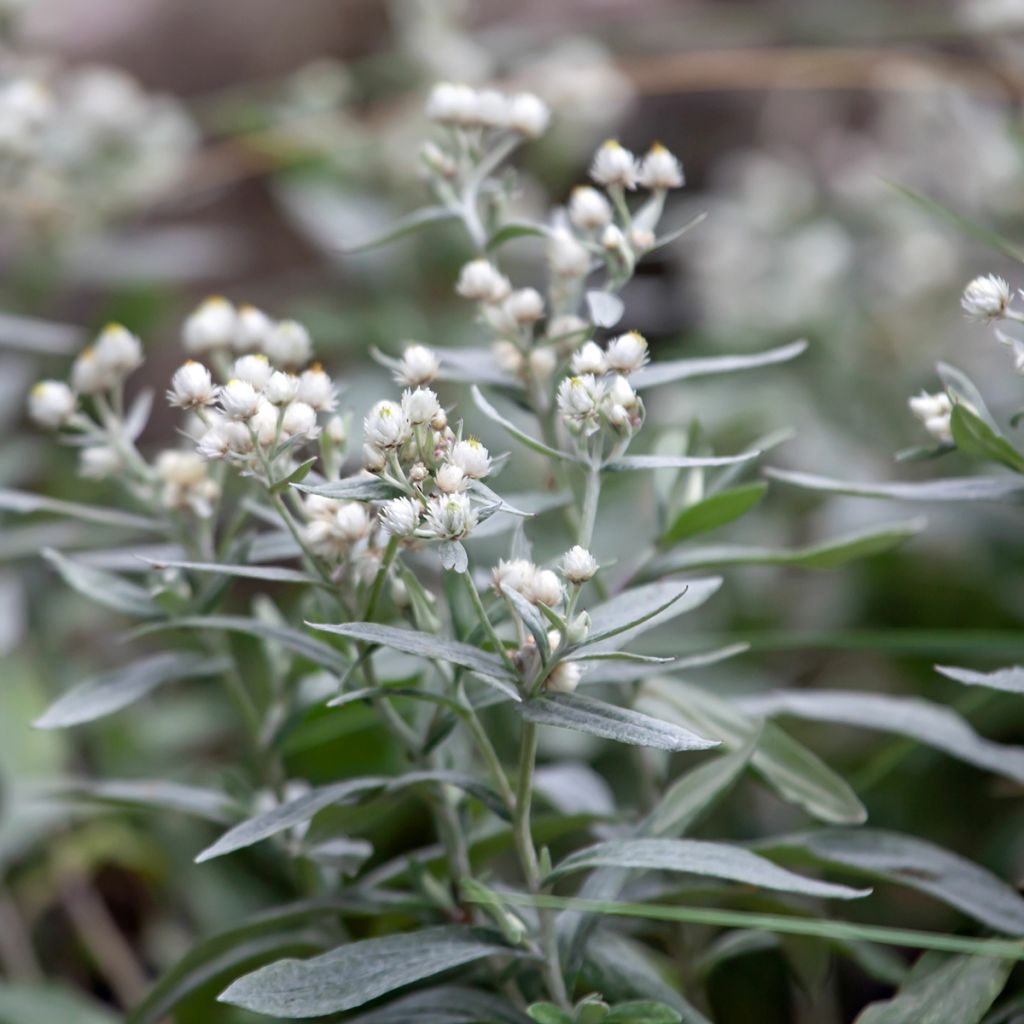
[759,829,1024,936]
[520,693,718,752]
[336,205,461,253]
[503,586,552,660]
[739,689,1024,786]
[34,652,231,728]
[630,340,808,390]
[43,548,160,617]
[936,664,1024,694]
[271,456,318,493]
[344,985,531,1024]
[438,540,469,574]
[140,557,318,584]
[605,1002,683,1024]
[487,220,551,250]
[950,404,1024,474]
[766,468,1024,504]
[218,926,513,1017]
[0,984,120,1024]
[38,778,240,824]
[527,1002,573,1024]
[471,386,577,462]
[640,678,866,825]
[0,487,161,531]
[293,477,403,501]
[660,483,767,546]
[855,953,1012,1024]
[605,453,758,472]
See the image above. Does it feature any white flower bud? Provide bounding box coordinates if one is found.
[435,462,467,493]
[590,139,638,190]
[548,315,588,342]
[396,343,440,387]
[503,288,545,324]
[79,445,122,479]
[233,353,272,390]
[219,378,261,420]
[630,226,656,253]
[607,373,638,409]
[250,400,279,446]
[362,443,386,473]
[566,611,591,644]
[296,364,337,411]
[546,229,591,278]
[601,224,627,252]
[557,374,603,433]
[71,347,112,395]
[908,390,953,444]
[380,496,421,538]
[961,274,1011,321]
[426,82,478,125]
[423,492,476,540]
[401,386,442,426]
[605,331,649,374]
[475,88,510,129]
[93,324,143,379]
[546,660,582,694]
[263,319,313,367]
[28,380,76,428]
[281,400,320,440]
[325,414,347,445]
[265,370,299,406]
[492,558,536,595]
[638,142,685,190]
[168,361,218,409]
[560,545,598,583]
[364,400,409,450]
[569,186,613,231]
[492,340,524,375]
[570,341,607,376]
[197,421,253,460]
[335,501,372,542]
[455,259,511,303]
[391,576,410,608]
[155,449,206,486]
[449,437,491,479]
[184,297,237,353]
[507,92,550,137]
[233,304,273,351]
[528,568,564,607]
[409,462,429,483]
[528,347,557,382]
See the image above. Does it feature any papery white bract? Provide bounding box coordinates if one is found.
[961,274,1010,322]
[380,497,422,538]
[395,344,440,387]
[28,380,76,428]
[168,361,218,409]
[590,139,638,189]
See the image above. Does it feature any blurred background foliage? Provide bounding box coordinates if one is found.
[4,0,1024,1021]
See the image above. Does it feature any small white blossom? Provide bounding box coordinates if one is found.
[547,229,590,279]
[571,341,607,376]
[961,274,1011,321]
[233,353,272,391]
[363,444,387,473]
[79,445,122,479]
[380,497,421,538]
[93,324,143,379]
[435,463,467,493]
[630,226,656,254]
[605,331,649,374]
[156,450,219,517]
[601,224,627,252]
[325,415,347,445]
[197,420,253,460]
[492,340,524,376]
[492,558,537,596]
[264,319,313,367]
[507,92,550,137]
[426,82,478,126]
[475,88,510,128]
[233,304,273,351]
[266,370,299,406]
[296,364,337,411]
[184,297,237,353]
[250,400,279,446]
[71,347,111,394]
[557,374,603,433]
[569,186,613,231]
[528,568,564,607]
[364,400,408,450]
[590,139,638,190]
[28,380,76,428]
[504,288,545,324]
[401,387,441,426]
[423,492,477,540]
[560,545,598,584]
[456,259,511,303]
[607,373,638,410]
[281,400,320,440]
[638,143,685,190]
[909,390,953,444]
[168,361,217,409]
[219,379,261,420]
[528,347,557,382]
[449,438,491,479]
[546,660,582,694]
[395,344,440,387]
[335,501,372,542]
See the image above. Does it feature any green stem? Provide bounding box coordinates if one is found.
[578,463,602,550]
[461,570,516,674]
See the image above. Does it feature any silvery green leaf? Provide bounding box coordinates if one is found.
[43,548,160,617]
[575,652,675,664]
[950,403,1024,474]
[0,312,85,354]
[345,984,531,1024]
[294,477,402,501]
[140,558,318,584]
[0,487,161,531]
[854,954,1011,1024]
[937,362,998,427]
[123,388,154,441]
[471,386,577,462]
[605,452,759,471]
[935,664,1024,694]
[503,586,551,660]
[738,689,1024,785]
[640,678,866,824]
[303,838,374,873]
[327,687,468,714]
[137,615,348,673]
[384,769,509,821]
[630,340,807,390]
[520,693,718,752]
[650,210,710,254]
[660,483,767,546]
[438,540,469,574]
[335,205,461,252]
[42,778,240,825]
[534,762,616,817]
[766,467,1024,503]
[547,838,868,900]
[218,926,513,1017]
[431,346,523,389]
[759,829,1024,936]
[0,984,120,1024]
[582,643,749,685]
[34,651,231,728]
[586,290,625,328]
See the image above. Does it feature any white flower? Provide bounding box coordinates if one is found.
[449,437,491,479]
[233,353,272,390]
[571,341,607,376]
[250,399,279,446]
[380,497,421,538]
[401,387,441,426]
[426,82,478,125]
[607,373,638,410]
[28,380,76,428]
[219,379,261,420]
[71,347,111,394]
[168,361,217,409]
[504,288,545,324]
[335,501,372,542]
[492,340,524,375]
[197,420,253,460]
[395,344,440,387]
[281,400,320,440]
[475,88,510,128]
[325,415,347,445]
[266,370,299,406]
[79,445,122,479]
[568,186,613,231]
[94,324,143,378]
[546,228,590,278]
[435,463,467,493]
[528,347,557,382]
[560,545,598,584]
[363,444,386,472]
[156,450,219,517]
[423,492,477,540]
[908,390,953,444]
[961,274,1011,321]
[546,660,582,694]
[590,139,638,189]
[548,315,588,342]
[364,400,409,450]
[630,226,656,253]
[296,364,337,411]
[601,224,627,252]
[233,304,273,351]
[455,259,511,303]
[527,568,564,607]
[638,143,685,190]
[557,374,603,433]
[507,92,550,137]
[183,297,237,353]
[264,319,313,367]
[492,558,537,595]
[605,331,649,374]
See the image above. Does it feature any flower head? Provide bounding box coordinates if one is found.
[546,660,582,694]
[380,496,422,538]
[455,259,511,303]
[281,400,319,440]
[426,82,479,126]
[168,361,218,409]
[638,142,685,190]
[590,139,638,190]
[401,386,441,426]
[233,304,273,352]
[605,331,649,374]
[546,228,590,279]
[908,390,953,444]
[560,545,598,584]
[569,186,613,231]
[423,492,477,540]
[449,437,491,479]
[28,380,76,428]
[395,344,440,387]
[364,400,409,450]
[557,374,603,434]
[233,353,272,391]
[264,319,313,367]
[297,364,336,411]
[184,297,237,353]
[219,379,261,420]
[266,370,299,406]
[527,568,564,607]
[492,558,537,595]
[435,462,467,493]
[570,340,607,376]
[507,92,550,137]
[71,347,110,394]
[93,324,143,379]
[961,274,1011,322]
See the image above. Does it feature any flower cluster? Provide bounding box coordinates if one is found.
[425,81,550,138]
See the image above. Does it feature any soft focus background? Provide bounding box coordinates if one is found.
[4,1,1024,1022]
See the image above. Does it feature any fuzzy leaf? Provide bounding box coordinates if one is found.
[141,558,318,584]
[294,477,403,502]
[43,548,160,617]
[950,404,1024,474]
[345,985,531,1024]
[630,340,807,390]
[936,663,1024,694]
[42,778,240,825]
[335,205,460,253]
[605,452,759,472]
[0,487,161,531]
[766,468,1024,504]
[471,386,577,462]
[660,483,767,546]
[438,541,469,574]
[586,290,625,328]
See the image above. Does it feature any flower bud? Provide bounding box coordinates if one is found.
[233,353,272,390]
[908,390,953,444]
[297,364,337,411]
[364,400,408,450]
[396,343,440,387]
[94,324,143,379]
[492,558,536,595]
[455,259,511,303]
[637,142,685,190]
[546,229,590,279]
[449,437,491,479]
[507,92,550,137]
[570,341,607,376]
[380,496,421,538]
[961,274,1011,322]
[503,288,545,324]
[605,331,649,374]
[528,568,564,607]
[168,361,218,409]
[184,296,237,353]
[546,660,582,693]
[266,370,299,406]
[492,340,524,376]
[435,463,467,493]
[219,379,261,420]
[233,304,273,351]
[560,545,598,584]
[401,386,441,426]
[28,380,76,428]
[590,139,638,190]
[569,186,613,231]
[264,319,313,367]
[281,400,319,440]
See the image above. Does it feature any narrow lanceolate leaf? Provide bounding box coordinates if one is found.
[950,403,1024,474]
[605,452,759,472]
[471,386,576,462]
[547,838,868,900]
[855,953,1012,1024]
[661,483,767,546]
[586,290,625,328]
[936,663,1024,694]
[759,829,1024,936]
[335,205,461,252]
[582,644,749,685]
[294,477,403,502]
[520,693,718,752]
[766,468,1024,504]
[34,652,232,728]
[0,487,161,531]
[738,690,1024,786]
[630,340,808,390]
[42,778,240,825]
[651,519,925,574]
[141,558,319,584]
[309,621,515,682]
[430,346,523,388]
[218,926,513,1017]
[43,548,160,617]
[640,679,866,824]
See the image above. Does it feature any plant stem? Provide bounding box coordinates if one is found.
[579,463,602,550]
[461,570,517,674]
